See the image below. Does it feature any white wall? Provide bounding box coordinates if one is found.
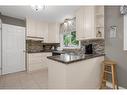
[105,6,127,88]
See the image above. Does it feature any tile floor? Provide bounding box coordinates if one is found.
[0,69,48,89]
[0,68,114,89]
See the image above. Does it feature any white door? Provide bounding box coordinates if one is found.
[2,24,26,74]
[0,19,1,75]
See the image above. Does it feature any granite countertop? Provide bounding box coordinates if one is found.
[47,53,105,64]
[27,50,64,53]
[27,50,53,53]
[52,50,66,54]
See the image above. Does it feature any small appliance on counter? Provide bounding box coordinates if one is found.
[42,43,60,52]
[85,44,93,54]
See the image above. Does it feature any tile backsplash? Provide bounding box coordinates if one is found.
[26,40,60,53]
[26,39,104,54]
[26,40,43,53]
[62,39,104,54]
[81,39,105,54]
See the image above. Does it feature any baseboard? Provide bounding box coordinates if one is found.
[106,81,126,89]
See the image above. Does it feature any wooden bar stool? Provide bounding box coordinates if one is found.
[100,60,118,89]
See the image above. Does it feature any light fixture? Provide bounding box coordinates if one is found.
[62,17,76,33]
[63,18,72,26]
[120,6,127,15]
[31,5,45,11]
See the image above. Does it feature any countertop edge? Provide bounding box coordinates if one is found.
[27,51,52,53]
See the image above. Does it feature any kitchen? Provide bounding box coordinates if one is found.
[0,6,126,89]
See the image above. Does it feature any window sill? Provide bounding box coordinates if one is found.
[62,46,81,49]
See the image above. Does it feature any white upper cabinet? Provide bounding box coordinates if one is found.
[26,18,48,42]
[76,6,104,40]
[76,6,95,40]
[48,23,60,43]
[84,6,95,39]
[36,21,47,38]
[26,18,60,43]
[40,22,48,42]
[26,18,36,37]
[95,6,104,39]
[76,7,85,40]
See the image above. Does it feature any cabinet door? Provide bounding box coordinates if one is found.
[84,6,95,39]
[27,18,49,39]
[26,19,36,37]
[42,53,52,67]
[27,53,52,71]
[36,21,44,38]
[27,53,42,71]
[48,23,60,43]
[55,23,60,43]
[76,7,85,40]
[42,23,48,42]
[76,6,95,40]
[47,23,54,42]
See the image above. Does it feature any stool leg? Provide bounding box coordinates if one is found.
[103,72,106,87]
[100,64,104,89]
[111,65,115,89]
[100,64,106,89]
[114,65,119,89]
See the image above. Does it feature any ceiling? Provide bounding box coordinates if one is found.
[0,6,80,22]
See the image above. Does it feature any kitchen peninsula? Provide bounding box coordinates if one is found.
[47,53,104,89]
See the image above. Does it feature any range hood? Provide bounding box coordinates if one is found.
[26,36,44,41]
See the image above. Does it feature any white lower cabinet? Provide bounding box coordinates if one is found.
[48,56,104,89]
[27,53,52,71]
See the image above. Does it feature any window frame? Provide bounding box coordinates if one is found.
[60,31,81,49]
